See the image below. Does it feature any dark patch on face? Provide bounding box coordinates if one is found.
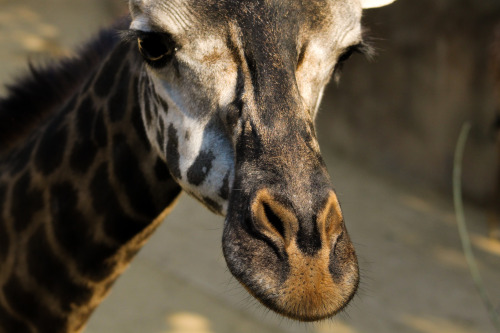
[156,120,165,150]
[224,68,245,133]
[144,83,156,121]
[296,218,322,256]
[158,118,165,135]
[225,32,242,67]
[239,5,299,107]
[243,49,260,97]
[154,157,171,182]
[140,75,153,127]
[300,122,323,164]
[27,225,93,311]
[11,172,43,233]
[50,181,117,281]
[143,94,153,127]
[0,183,9,262]
[159,96,169,116]
[3,274,66,331]
[34,116,68,176]
[166,124,182,180]
[112,134,157,218]
[219,171,230,201]
[187,150,215,186]
[236,120,264,165]
[70,140,98,174]
[150,85,162,112]
[93,47,124,98]
[202,196,222,214]
[0,301,34,333]
[108,63,130,123]
[90,162,149,245]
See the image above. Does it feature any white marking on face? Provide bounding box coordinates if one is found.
[295,18,363,115]
[148,73,235,215]
[175,37,238,108]
[191,130,234,214]
[296,39,332,107]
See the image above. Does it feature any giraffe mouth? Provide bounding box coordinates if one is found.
[222,188,359,321]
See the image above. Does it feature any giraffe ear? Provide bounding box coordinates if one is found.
[361,0,397,9]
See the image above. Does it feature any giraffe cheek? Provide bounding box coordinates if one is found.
[178,152,234,216]
[186,151,216,186]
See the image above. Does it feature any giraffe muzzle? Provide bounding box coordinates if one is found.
[222,185,359,321]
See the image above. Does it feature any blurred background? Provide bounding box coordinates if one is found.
[1,0,499,332]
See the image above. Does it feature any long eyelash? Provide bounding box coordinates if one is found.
[359,27,377,60]
[333,40,375,82]
[353,41,375,60]
[342,40,376,62]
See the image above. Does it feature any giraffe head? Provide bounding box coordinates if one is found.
[129,0,396,321]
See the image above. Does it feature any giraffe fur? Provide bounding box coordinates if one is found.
[0,20,181,332]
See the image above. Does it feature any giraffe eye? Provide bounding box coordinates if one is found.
[136,32,176,68]
[333,47,356,76]
[333,42,369,80]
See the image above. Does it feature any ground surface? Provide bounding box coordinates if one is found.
[0,1,499,332]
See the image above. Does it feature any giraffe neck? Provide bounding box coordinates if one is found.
[0,32,181,333]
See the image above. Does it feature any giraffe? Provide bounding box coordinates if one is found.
[0,0,397,332]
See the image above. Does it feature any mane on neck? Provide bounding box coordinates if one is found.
[0,17,131,153]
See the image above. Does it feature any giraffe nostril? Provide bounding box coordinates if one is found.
[320,192,344,238]
[251,189,298,245]
[263,202,285,239]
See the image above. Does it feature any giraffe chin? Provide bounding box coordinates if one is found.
[222,213,359,321]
